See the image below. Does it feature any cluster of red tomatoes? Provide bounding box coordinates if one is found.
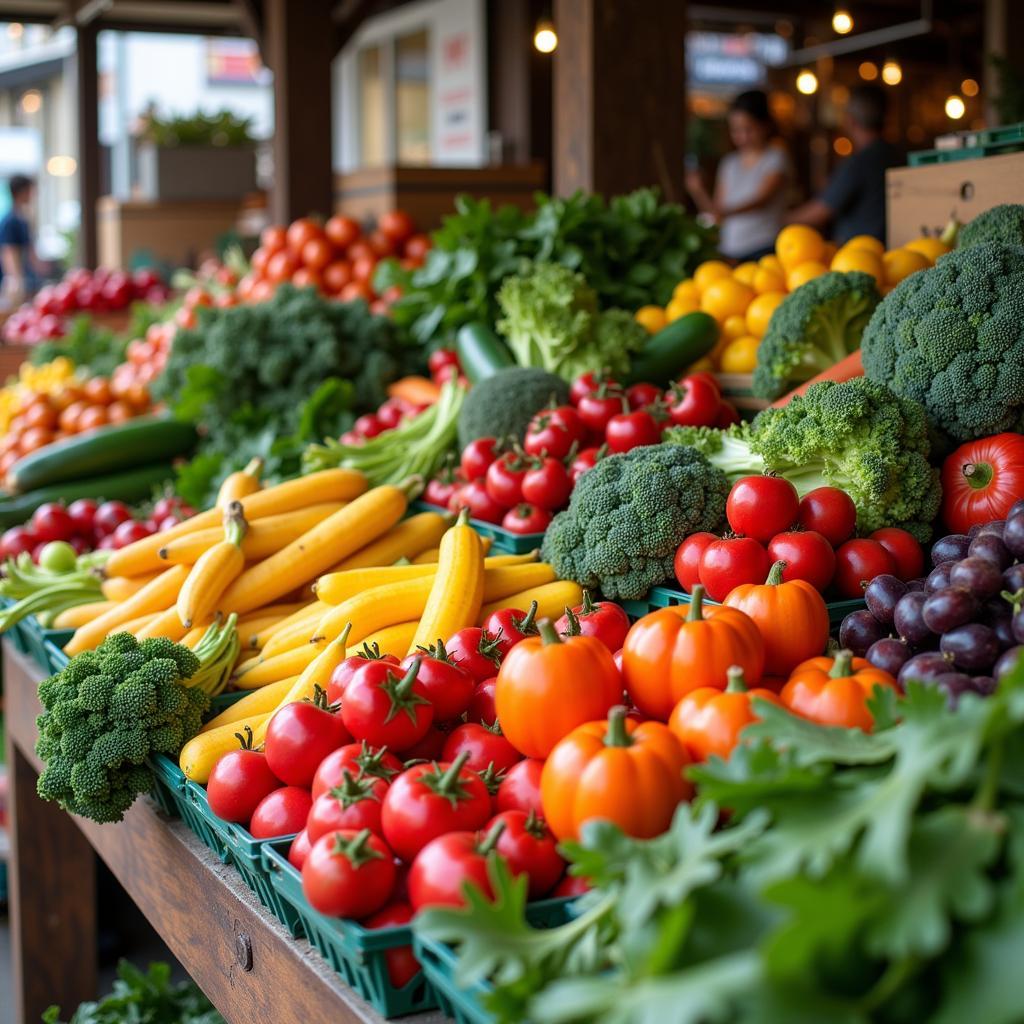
[1,268,168,344]
[674,476,925,602]
[236,211,430,313]
[0,494,194,561]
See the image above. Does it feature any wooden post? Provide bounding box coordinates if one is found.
[552,0,687,199]
[75,23,100,268]
[264,0,336,222]
[984,0,1024,128]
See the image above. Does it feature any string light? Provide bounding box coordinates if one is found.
[533,20,557,54]
[20,89,42,114]
[834,136,853,156]
[859,61,878,81]
[46,155,77,176]
[832,9,854,34]
[945,94,966,119]
[962,78,979,97]
[881,61,903,85]
[796,70,819,95]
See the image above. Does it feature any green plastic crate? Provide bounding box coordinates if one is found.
[908,123,1024,165]
[413,934,491,1024]
[412,500,542,555]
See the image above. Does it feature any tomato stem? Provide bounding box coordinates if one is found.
[330,769,378,807]
[331,827,384,867]
[538,619,562,646]
[233,724,255,750]
[438,750,471,793]
[515,600,539,636]
[687,586,707,622]
[604,705,634,748]
[477,818,507,856]
[829,649,854,678]
[725,666,748,693]
[581,590,597,616]
[560,605,581,637]
[961,461,994,491]
[765,560,787,587]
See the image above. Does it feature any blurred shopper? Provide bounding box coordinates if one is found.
[787,85,902,244]
[685,90,792,262]
[0,175,38,309]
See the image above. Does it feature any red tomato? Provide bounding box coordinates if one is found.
[339,280,374,303]
[869,527,924,582]
[341,658,434,751]
[552,874,591,897]
[450,480,505,525]
[368,230,397,259]
[489,810,564,898]
[568,445,606,484]
[423,472,463,510]
[576,388,625,436]
[311,742,403,801]
[266,249,298,284]
[797,487,857,547]
[666,376,721,427]
[466,677,498,726]
[325,215,361,251]
[327,648,400,706]
[446,627,504,681]
[399,643,475,721]
[673,532,718,593]
[626,383,662,410]
[554,592,630,652]
[301,236,333,272]
[403,234,431,262]
[286,217,323,256]
[407,829,497,910]
[260,224,287,254]
[323,260,354,293]
[726,475,800,543]
[766,530,836,592]
[524,408,585,460]
[183,286,212,309]
[249,786,313,838]
[67,498,98,537]
[495,758,544,815]
[427,348,460,376]
[570,371,618,406]
[521,457,572,511]
[941,433,1024,534]
[483,606,539,657]
[379,210,416,244]
[375,399,406,429]
[111,520,153,548]
[400,724,449,762]
[381,755,492,862]
[354,413,385,439]
[93,500,132,536]
[833,539,896,599]
[441,722,523,774]
[264,689,352,787]
[716,402,741,428]
[352,254,378,284]
[485,452,529,507]
[207,736,282,824]
[31,503,74,542]
[698,536,772,602]
[302,828,396,918]
[288,829,312,871]
[364,903,419,987]
[501,503,551,534]
[306,772,386,843]
[605,409,662,453]
[460,437,501,481]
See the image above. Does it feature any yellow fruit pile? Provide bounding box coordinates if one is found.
[634,228,951,375]
[0,357,76,434]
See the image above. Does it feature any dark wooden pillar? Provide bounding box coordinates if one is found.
[552,0,687,199]
[75,24,100,268]
[984,0,1024,127]
[264,0,335,222]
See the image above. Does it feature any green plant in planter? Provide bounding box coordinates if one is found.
[142,110,254,148]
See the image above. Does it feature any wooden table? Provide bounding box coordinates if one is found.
[3,642,444,1024]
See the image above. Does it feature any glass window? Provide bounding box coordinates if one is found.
[358,44,387,167]
[395,29,430,164]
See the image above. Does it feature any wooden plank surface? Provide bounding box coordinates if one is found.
[4,643,444,1024]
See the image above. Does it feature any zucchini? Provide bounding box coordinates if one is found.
[624,311,718,385]
[8,415,197,494]
[0,463,177,530]
[455,322,515,383]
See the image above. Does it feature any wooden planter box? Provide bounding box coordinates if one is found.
[137,142,257,202]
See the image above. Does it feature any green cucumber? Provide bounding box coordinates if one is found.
[624,311,719,385]
[0,463,177,530]
[8,415,197,494]
[455,322,515,383]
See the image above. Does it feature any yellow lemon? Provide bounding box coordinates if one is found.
[733,261,759,286]
[830,247,884,284]
[634,305,668,334]
[720,336,761,374]
[882,248,930,286]
[746,291,787,338]
[753,266,787,294]
[904,237,950,264]
[700,277,755,322]
[759,253,784,275]
[843,234,885,255]
[721,314,749,341]
[693,260,734,291]
[673,279,701,304]
[786,260,829,291]
[666,294,700,322]
[776,224,826,270]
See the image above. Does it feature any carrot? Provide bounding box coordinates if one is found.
[386,375,441,406]
[770,349,863,408]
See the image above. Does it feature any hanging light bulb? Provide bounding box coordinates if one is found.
[796,70,819,95]
[533,19,557,54]
[962,78,979,97]
[832,9,854,34]
[945,94,966,119]
[881,60,903,85]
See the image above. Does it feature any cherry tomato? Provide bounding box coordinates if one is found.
[489,810,564,898]
[249,786,313,838]
[427,348,460,377]
[441,721,523,774]
[521,457,572,510]
[446,627,503,681]
[485,452,529,507]
[264,687,352,787]
[666,376,721,427]
[111,520,153,548]
[302,828,396,918]
[501,503,552,534]
[207,731,282,824]
[363,902,420,988]
[381,754,492,862]
[408,823,503,910]
[400,724,450,762]
[1,525,35,559]
[698,536,772,602]
[797,487,857,547]
[726,475,800,543]
[286,217,323,256]
[869,527,924,581]
[341,658,434,752]
[494,757,544,815]
[766,530,837,592]
[450,480,506,524]
[260,224,287,253]
[325,215,361,251]
[554,592,630,651]
[552,874,591,897]
[306,770,386,842]
[605,409,662,453]
[323,260,354,294]
[626,383,662,410]
[423,472,463,510]
[460,437,501,481]
[399,642,475,721]
[288,829,312,871]
[403,234,431,262]
[673,532,718,593]
[466,677,498,726]
[524,408,584,460]
[380,210,416,243]
[301,236,333,272]
[568,445,606,484]
[833,539,897,599]
[31,503,74,542]
[570,371,617,406]
[354,413,385,439]
[483,604,539,657]
[311,742,403,801]
[93,500,132,537]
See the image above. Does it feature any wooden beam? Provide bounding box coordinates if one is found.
[264,0,335,222]
[552,0,687,200]
[75,22,100,267]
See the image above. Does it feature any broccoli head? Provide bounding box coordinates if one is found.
[457,366,570,448]
[541,443,729,599]
[958,204,1024,250]
[753,271,880,400]
[860,241,1024,444]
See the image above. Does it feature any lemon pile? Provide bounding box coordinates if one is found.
[634,227,951,375]
[0,356,76,435]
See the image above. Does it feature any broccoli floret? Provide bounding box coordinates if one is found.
[139,638,200,678]
[752,271,880,400]
[457,366,570,447]
[75,673,116,713]
[861,242,1024,445]
[959,204,1024,249]
[541,444,729,599]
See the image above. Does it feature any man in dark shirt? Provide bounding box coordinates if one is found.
[787,85,902,244]
[0,174,37,307]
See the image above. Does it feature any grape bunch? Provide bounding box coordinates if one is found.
[838,499,1024,706]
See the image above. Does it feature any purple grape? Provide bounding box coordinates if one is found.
[921,587,980,632]
[899,651,955,687]
[839,610,887,657]
[866,637,912,676]
[995,645,1024,680]
[894,591,933,645]
[949,557,1004,599]
[926,561,957,592]
[1009,499,1024,519]
[1014,608,1024,645]
[864,574,907,625]
[939,623,999,672]
[976,520,1007,538]
[1003,562,1024,592]
[932,671,977,707]
[931,534,970,566]
[971,675,997,697]
[968,523,985,539]
[1004,514,1024,559]
[906,578,927,592]
[969,533,1012,570]
[994,616,1017,650]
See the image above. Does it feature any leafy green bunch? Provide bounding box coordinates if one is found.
[418,663,1024,1024]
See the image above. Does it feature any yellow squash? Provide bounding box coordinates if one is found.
[100,572,160,601]
[217,456,263,506]
[52,600,115,629]
[329,511,450,571]
[232,642,323,689]
[198,677,298,734]
[177,502,248,628]
[478,579,585,624]
[180,713,271,782]
[133,606,191,641]
[356,620,419,659]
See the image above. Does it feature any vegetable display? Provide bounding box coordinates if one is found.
[456,366,570,448]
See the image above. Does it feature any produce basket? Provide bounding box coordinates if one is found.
[0,599,33,658]
[908,122,1024,165]
[413,934,491,1024]
[411,500,543,555]
[261,839,437,1017]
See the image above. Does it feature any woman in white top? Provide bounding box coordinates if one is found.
[685,90,791,262]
